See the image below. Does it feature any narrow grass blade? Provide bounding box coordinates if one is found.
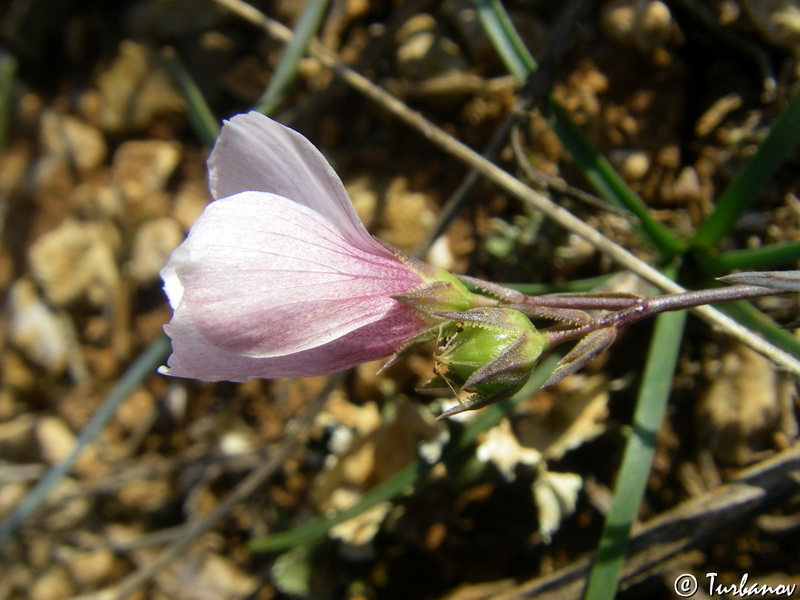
[500,273,621,296]
[583,307,687,600]
[717,300,800,359]
[703,239,800,273]
[255,0,330,115]
[0,335,171,544]
[547,99,684,257]
[472,0,682,257]
[692,83,800,251]
[472,0,536,82]
[0,53,17,151]
[163,47,220,146]
[248,457,427,553]
[248,354,559,553]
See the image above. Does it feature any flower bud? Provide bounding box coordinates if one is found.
[421,308,548,418]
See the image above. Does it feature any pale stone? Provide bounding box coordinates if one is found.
[39,111,106,173]
[64,548,116,589]
[28,219,119,307]
[96,40,184,133]
[396,13,469,81]
[29,565,76,600]
[113,139,182,221]
[126,217,184,284]
[7,278,73,373]
[744,0,800,51]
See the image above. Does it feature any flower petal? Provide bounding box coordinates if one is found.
[164,191,424,359]
[208,111,379,255]
[160,299,423,381]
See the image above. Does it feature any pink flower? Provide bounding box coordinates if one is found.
[159,112,430,381]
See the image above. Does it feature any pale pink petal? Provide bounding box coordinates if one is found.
[208,112,379,255]
[160,299,423,381]
[164,191,423,359]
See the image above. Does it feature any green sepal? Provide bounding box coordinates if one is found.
[424,308,549,418]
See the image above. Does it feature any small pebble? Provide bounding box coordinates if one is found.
[7,279,73,373]
[113,139,182,221]
[28,219,119,307]
[39,111,106,173]
[744,0,800,51]
[96,40,184,133]
[127,217,184,284]
[396,13,469,81]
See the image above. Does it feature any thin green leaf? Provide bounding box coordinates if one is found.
[583,307,687,600]
[248,354,560,553]
[692,82,800,250]
[717,300,800,360]
[0,53,17,151]
[163,47,219,146]
[500,273,621,296]
[703,239,800,273]
[0,335,171,544]
[472,0,683,257]
[547,99,685,257]
[248,456,429,553]
[255,0,331,115]
[472,0,536,83]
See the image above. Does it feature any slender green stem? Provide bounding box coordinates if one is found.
[473,0,683,258]
[472,0,536,83]
[583,307,687,599]
[717,300,800,360]
[498,273,620,296]
[248,458,427,553]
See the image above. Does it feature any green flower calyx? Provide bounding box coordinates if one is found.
[415,307,548,418]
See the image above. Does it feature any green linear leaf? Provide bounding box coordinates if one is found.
[248,354,559,553]
[716,300,800,360]
[692,82,800,250]
[547,99,685,257]
[163,47,219,146]
[702,239,800,273]
[248,458,429,553]
[0,53,17,151]
[0,335,171,543]
[500,273,620,295]
[472,0,536,83]
[583,307,687,600]
[471,0,683,258]
[255,0,331,115]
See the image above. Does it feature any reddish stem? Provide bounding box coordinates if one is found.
[542,284,781,347]
[519,294,642,311]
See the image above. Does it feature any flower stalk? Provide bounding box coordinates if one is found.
[541,283,786,348]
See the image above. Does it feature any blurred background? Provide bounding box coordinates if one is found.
[0,0,799,598]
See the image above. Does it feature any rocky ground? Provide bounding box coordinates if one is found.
[1,1,799,599]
